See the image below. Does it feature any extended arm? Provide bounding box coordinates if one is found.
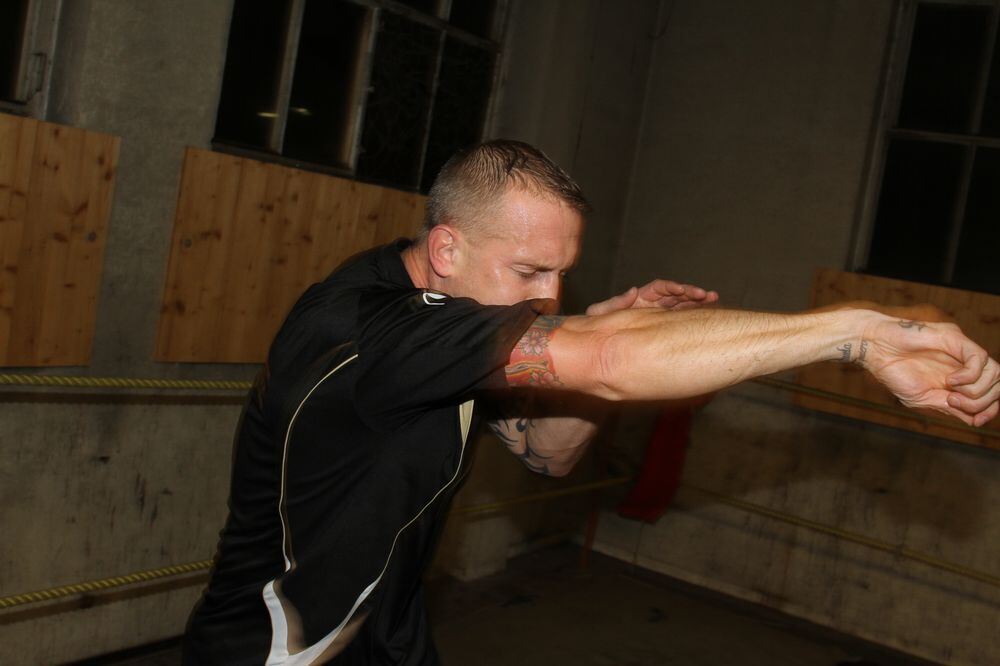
[508,308,999,424]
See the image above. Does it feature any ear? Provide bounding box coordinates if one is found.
[426,224,461,278]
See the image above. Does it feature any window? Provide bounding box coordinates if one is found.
[214,0,505,193]
[856,0,1000,296]
[0,0,60,118]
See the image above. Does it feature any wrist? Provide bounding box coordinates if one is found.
[829,309,888,365]
[847,310,893,368]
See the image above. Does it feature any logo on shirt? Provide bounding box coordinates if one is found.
[422,291,448,306]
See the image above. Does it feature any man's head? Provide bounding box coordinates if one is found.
[413,140,590,306]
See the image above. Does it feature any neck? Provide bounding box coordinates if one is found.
[401,242,432,290]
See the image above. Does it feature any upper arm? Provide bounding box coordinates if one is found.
[354,292,552,429]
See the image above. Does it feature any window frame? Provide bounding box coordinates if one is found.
[211,0,509,190]
[851,0,1000,286]
[0,0,61,119]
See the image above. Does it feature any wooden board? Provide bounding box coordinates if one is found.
[796,269,1000,449]
[0,113,119,366]
[156,148,427,362]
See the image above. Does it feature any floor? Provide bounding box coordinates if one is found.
[74,545,931,666]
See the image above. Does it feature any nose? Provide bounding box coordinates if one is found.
[533,273,562,303]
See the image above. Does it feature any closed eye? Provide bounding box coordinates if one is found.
[513,267,569,280]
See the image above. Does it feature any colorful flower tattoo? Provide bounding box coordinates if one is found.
[506,315,565,387]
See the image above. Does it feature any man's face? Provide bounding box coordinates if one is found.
[451,189,583,307]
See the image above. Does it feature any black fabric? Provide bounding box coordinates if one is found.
[184,240,548,664]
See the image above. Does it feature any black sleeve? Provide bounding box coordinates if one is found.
[352,289,556,431]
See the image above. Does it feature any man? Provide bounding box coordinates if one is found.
[184,140,999,664]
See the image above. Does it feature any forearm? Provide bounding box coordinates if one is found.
[508,303,997,427]
[525,415,598,477]
[559,307,879,401]
[487,393,608,477]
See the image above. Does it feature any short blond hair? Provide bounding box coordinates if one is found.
[420,140,591,241]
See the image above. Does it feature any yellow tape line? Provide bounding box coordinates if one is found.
[0,560,214,609]
[0,374,251,391]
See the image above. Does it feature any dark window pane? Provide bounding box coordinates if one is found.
[897,4,990,134]
[215,0,292,149]
[449,0,497,39]
[0,0,29,101]
[953,148,1000,294]
[867,139,965,284]
[283,0,368,168]
[356,13,439,189]
[978,22,1000,136]
[420,38,495,191]
[395,0,439,16]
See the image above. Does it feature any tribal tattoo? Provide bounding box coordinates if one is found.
[487,394,554,475]
[505,315,566,388]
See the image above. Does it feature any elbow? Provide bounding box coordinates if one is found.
[547,466,573,478]
[536,459,576,478]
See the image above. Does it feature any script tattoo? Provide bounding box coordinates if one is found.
[857,340,869,365]
[506,315,565,388]
[836,342,853,363]
[898,320,927,331]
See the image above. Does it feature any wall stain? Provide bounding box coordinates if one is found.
[134,474,146,513]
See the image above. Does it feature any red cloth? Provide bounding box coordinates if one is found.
[617,406,694,523]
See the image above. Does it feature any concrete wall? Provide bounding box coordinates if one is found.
[593,2,1000,664]
[613,0,887,308]
[0,0,656,661]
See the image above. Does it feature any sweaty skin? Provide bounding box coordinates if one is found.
[403,187,1000,476]
[505,306,999,427]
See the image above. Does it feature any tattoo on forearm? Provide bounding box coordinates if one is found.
[898,320,926,331]
[487,419,520,446]
[487,415,553,475]
[837,342,853,363]
[857,340,869,365]
[506,315,565,387]
[515,424,553,475]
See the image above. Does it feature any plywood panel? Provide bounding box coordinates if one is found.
[796,269,1000,449]
[156,148,426,362]
[305,177,373,280]
[373,185,425,246]
[0,115,34,351]
[58,132,117,359]
[0,114,119,366]
[16,123,86,361]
